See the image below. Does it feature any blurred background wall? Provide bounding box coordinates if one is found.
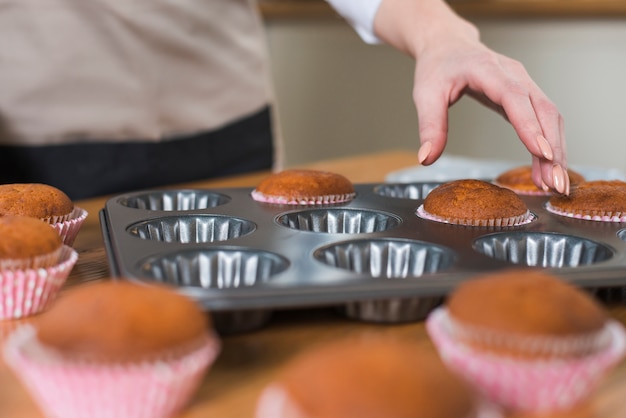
[264,15,626,174]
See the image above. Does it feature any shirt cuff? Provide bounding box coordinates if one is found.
[325,0,383,44]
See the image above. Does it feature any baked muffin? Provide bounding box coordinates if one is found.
[546,180,626,222]
[0,183,87,245]
[255,335,499,418]
[0,216,77,320]
[251,169,356,205]
[426,269,626,413]
[417,179,531,226]
[495,166,585,196]
[4,280,220,418]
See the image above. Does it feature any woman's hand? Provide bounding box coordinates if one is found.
[374,0,568,194]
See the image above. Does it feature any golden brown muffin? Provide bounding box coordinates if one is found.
[251,169,355,204]
[495,166,586,195]
[0,215,63,268]
[446,269,609,358]
[421,179,529,226]
[255,336,480,418]
[0,183,74,222]
[547,180,626,221]
[35,280,212,363]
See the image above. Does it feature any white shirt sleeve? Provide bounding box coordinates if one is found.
[325,0,383,44]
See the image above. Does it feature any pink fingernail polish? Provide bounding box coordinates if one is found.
[553,164,566,194]
[418,142,432,164]
[537,135,554,161]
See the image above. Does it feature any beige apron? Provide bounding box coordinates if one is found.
[0,0,272,146]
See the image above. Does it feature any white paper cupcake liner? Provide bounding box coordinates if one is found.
[426,307,626,412]
[545,203,626,223]
[50,207,88,246]
[251,190,356,205]
[0,246,78,320]
[416,205,534,227]
[4,325,220,418]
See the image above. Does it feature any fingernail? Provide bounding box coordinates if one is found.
[537,135,554,160]
[552,164,566,194]
[541,181,550,192]
[564,170,571,196]
[418,141,432,164]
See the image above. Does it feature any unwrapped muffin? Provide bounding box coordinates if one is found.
[0,216,77,319]
[417,179,532,226]
[546,180,626,222]
[426,269,626,413]
[495,166,585,196]
[255,335,500,418]
[0,183,87,245]
[3,280,220,418]
[251,169,356,205]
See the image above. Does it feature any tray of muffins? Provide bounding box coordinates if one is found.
[99,167,626,332]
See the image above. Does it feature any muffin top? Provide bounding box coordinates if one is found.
[35,280,211,363]
[270,336,477,418]
[423,179,528,223]
[0,183,74,219]
[548,180,626,215]
[495,166,585,195]
[0,215,62,261]
[252,169,355,204]
[447,270,608,339]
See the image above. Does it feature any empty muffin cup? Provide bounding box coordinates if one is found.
[373,182,441,200]
[118,190,231,211]
[276,208,401,234]
[314,238,455,322]
[473,232,613,268]
[127,215,256,243]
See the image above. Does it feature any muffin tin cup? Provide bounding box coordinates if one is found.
[3,326,220,418]
[52,207,88,246]
[0,245,78,320]
[426,307,626,413]
[101,183,626,334]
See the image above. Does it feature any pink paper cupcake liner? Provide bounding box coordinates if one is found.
[416,205,535,227]
[545,203,626,223]
[50,207,88,246]
[251,190,356,205]
[4,326,220,418]
[426,307,626,413]
[0,245,78,320]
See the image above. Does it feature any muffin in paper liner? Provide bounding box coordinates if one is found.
[0,245,78,320]
[493,166,586,197]
[416,205,535,227]
[49,207,88,246]
[251,169,356,206]
[251,190,356,205]
[3,325,220,418]
[545,203,626,223]
[426,307,626,413]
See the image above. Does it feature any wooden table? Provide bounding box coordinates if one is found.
[0,150,625,417]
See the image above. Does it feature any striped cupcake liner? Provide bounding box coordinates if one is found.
[545,203,626,223]
[50,207,88,246]
[426,307,626,412]
[416,205,535,227]
[251,190,356,205]
[4,326,220,418]
[0,246,78,319]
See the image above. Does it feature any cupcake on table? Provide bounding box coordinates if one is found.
[0,183,87,245]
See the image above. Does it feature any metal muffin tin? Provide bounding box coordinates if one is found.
[100,182,626,333]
